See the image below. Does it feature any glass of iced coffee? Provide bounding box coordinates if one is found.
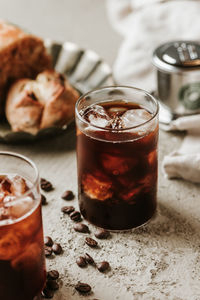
[0,152,46,300]
[75,86,159,230]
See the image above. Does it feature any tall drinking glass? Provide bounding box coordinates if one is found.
[76,86,159,230]
[0,152,46,300]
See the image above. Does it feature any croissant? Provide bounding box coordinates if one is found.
[5,70,79,134]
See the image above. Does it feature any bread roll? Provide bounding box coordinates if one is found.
[6,70,79,134]
[0,20,51,115]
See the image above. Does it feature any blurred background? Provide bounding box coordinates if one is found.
[0,0,121,65]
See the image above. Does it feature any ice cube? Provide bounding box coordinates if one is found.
[138,173,157,190]
[82,171,113,200]
[121,109,152,129]
[0,207,9,220]
[0,230,23,260]
[101,153,137,175]
[0,178,11,193]
[110,115,124,129]
[7,196,34,219]
[84,105,111,128]
[3,195,16,203]
[108,107,127,114]
[0,192,7,202]
[148,150,157,166]
[120,186,141,203]
[9,175,28,197]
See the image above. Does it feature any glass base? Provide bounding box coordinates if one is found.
[33,294,41,300]
[85,209,158,233]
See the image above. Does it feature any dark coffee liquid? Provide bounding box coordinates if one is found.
[0,175,46,300]
[77,102,158,230]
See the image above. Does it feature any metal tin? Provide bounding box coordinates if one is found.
[153,41,200,123]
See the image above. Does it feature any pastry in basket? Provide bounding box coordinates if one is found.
[0,20,51,115]
[5,70,80,134]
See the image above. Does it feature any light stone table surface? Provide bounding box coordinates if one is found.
[1,1,200,299]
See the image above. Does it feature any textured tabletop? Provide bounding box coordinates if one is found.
[0,1,200,299]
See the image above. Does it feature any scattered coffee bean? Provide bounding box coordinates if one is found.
[62,190,74,200]
[85,237,98,248]
[75,282,91,294]
[41,287,54,298]
[44,246,52,257]
[61,206,75,214]
[46,279,59,290]
[47,270,59,280]
[84,253,95,265]
[76,256,87,268]
[74,223,89,233]
[95,228,110,239]
[40,178,54,192]
[44,236,53,247]
[52,243,62,255]
[70,211,81,222]
[97,261,110,272]
[41,194,47,205]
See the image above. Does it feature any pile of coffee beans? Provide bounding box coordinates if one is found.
[40,178,55,206]
[76,252,110,273]
[42,186,112,298]
[41,270,60,299]
[44,236,63,257]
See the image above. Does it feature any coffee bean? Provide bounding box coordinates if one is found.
[61,206,75,214]
[41,194,47,205]
[97,261,110,272]
[41,287,54,298]
[70,211,81,222]
[75,282,91,294]
[61,190,74,200]
[94,229,110,239]
[74,223,89,233]
[40,178,54,192]
[52,243,62,255]
[44,246,52,257]
[47,270,59,280]
[85,237,98,248]
[46,279,59,290]
[44,236,53,247]
[84,253,95,265]
[76,256,87,268]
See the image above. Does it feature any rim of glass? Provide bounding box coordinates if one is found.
[75,85,159,132]
[0,151,39,202]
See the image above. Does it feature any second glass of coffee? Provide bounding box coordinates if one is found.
[0,152,46,300]
[76,86,159,230]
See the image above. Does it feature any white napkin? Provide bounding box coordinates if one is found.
[106,0,200,183]
[162,115,200,183]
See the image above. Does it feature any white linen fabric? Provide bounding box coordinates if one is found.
[162,115,200,183]
[106,0,200,183]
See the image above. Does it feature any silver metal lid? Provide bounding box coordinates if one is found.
[153,41,200,73]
